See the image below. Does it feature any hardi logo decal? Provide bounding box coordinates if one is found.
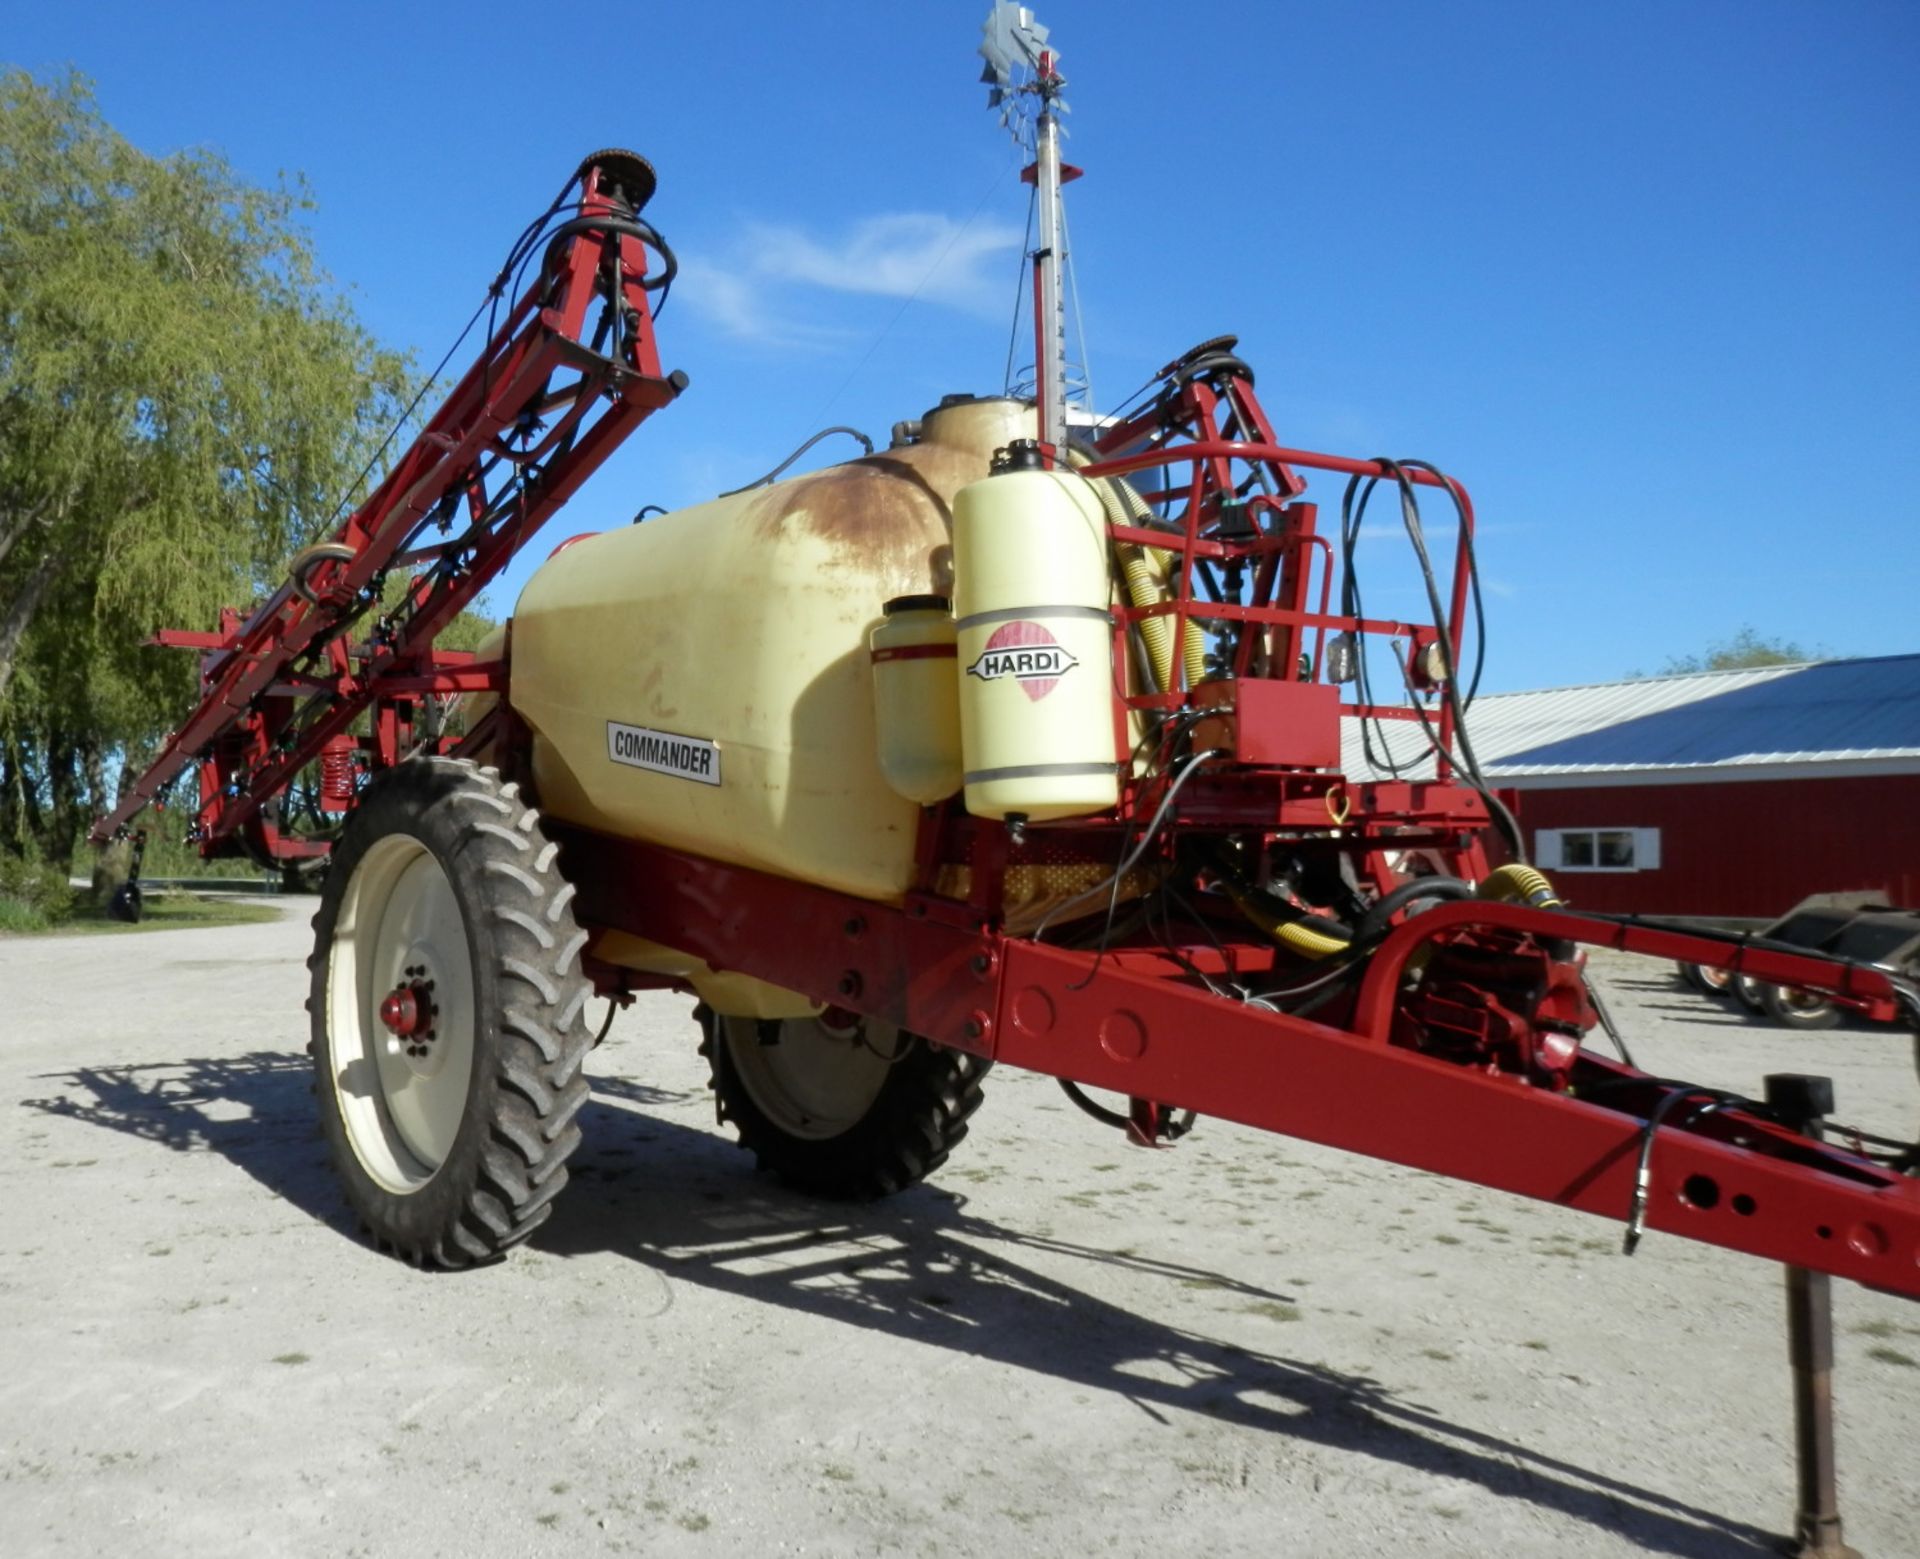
[965,620,1079,701]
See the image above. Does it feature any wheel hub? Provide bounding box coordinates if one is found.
[378,958,440,1068]
[379,984,428,1037]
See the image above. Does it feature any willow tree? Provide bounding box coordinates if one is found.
[0,70,412,863]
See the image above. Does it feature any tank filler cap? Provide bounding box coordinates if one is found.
[991,439,1047,474]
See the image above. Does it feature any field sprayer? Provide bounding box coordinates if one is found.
[91,10,1917,1551]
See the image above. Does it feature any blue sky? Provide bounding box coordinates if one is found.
[10,1,1918,692]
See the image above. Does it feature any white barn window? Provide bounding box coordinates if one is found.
[1535,828,1661,873]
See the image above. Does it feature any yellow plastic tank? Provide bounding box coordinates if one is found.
[508,397,1036,905]
[952,450,1120,821]
[869,594,962,804]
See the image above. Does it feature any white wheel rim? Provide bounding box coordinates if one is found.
[326,834,477,1192]
[722,1014,898,1141]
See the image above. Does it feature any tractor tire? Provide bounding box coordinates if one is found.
[700,1006,988,1199]
[307,757,592,1267]
[1760,984,1843,1031]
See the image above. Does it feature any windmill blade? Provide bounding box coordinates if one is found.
[978,3,1052,91]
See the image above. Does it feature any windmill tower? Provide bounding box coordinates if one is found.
[979,4,1092,458]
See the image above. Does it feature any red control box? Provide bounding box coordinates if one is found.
[1191,677,1343,769]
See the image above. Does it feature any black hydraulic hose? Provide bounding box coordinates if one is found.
[538,212,678,291]
[1351,875,1476,943]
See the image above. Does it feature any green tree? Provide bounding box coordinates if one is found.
[1653,627,1818,677]
[0,70,415,865]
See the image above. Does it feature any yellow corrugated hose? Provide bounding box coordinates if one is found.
[1089,475,1209,694]
[1225,883,1353,960]
[1477,863,1563,909]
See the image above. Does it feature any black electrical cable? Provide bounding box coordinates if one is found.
[1398,458,1488,708]
[718,426,877,496]
[1339,472,1425,780]
[1003,181,1039,396]
[318,292,493,534]
[1380,462,1510,846]
[1341,459,1523,861]
[1036,745,1225,966]
[318,167,667,548]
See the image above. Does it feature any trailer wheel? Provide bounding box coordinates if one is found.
[1760,984,1843,1031]
[307,757,592,1267]
[1679,962,1733,997]
[1731,973,1769,1013]
[699,1008,988,1198]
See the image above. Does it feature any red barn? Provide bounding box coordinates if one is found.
[1343,654,1920,919]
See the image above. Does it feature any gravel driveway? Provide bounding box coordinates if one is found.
[2,904,1916,1557]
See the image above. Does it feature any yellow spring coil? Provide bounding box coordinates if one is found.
[1477,863,1563,909]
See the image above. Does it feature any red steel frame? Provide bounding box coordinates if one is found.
[95,162,1920,1304]
[549,826,1919,1294]
[92,152,682,861]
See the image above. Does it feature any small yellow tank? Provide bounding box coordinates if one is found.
[869,594,962,804]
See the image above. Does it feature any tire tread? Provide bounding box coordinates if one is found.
[308,759,593,1270]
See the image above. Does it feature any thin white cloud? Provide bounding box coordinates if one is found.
[679,211,1023,348]
[674,257,849,351]
[746,214,1021,311]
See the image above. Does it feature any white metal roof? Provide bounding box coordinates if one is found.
[1339,654,1920,784]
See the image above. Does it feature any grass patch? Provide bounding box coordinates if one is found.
[2,890,280,937]
[0,897,53,932]
[677,1512,711,1533]
[1420,1347,1455,1362]
[1243,1301,1302,1324]
[64,893,282,936]
[1432,1233,1463,1246]
[1865,1346,1917,1369]
[271,1352,310,1366]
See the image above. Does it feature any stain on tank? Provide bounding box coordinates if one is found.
[751,455,963,594]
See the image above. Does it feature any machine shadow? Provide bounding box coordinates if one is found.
[21,1050,350,1230]
[18,1056,1782,1555]
[13,1053,699,1249]
[544,1089,1782,1559]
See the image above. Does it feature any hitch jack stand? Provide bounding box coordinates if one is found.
[1765,1074,1861,1559]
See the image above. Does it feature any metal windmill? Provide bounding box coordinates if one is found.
[979,3,1090,457]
